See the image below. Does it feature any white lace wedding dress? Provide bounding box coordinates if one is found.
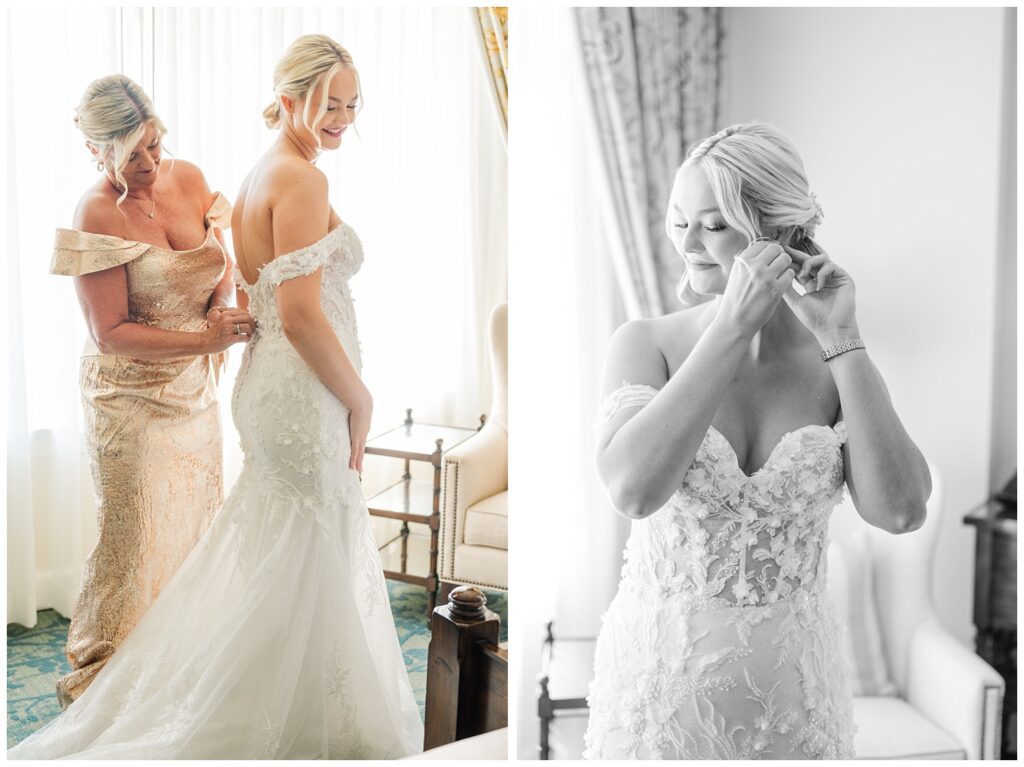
[583,384,856,760]
[9,224,424,759]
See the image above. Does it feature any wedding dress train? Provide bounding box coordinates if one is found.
[9,224,424,759]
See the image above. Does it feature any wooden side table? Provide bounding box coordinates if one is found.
[365,409,481,615]
[964,496,1017,760]
[537,621,595,760]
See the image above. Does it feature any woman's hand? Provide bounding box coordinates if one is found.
[203,307,256,353]
[348,401,372,474]
[716,240,795,337]
[782,242,859,344]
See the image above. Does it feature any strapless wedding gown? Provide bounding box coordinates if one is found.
[583,384,856,760]
[9,224,424,759]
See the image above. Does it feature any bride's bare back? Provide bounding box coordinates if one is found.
[231,147,341,286]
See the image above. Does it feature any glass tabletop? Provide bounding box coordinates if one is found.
[366,422,479,459]
[366,478,435,518]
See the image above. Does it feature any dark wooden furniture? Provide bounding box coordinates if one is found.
[365,410,481,615]
[537,621,596,760]
[423,586,508,750]
[964,488,1017,761]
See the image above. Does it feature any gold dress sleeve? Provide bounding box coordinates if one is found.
[50,229,151,276]
[204,191,232,230]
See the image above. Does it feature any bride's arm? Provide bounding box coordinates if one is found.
[783,244,930,534]
[597,315,751,519]
[272,166,372,472]
[831,350,931,533]
[597,242,795,519]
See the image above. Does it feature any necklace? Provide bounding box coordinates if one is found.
[133,194,156,219]
[114,184,156,219]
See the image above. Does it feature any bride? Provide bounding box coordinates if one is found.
[9,34,423,759]
[583,122,931,760]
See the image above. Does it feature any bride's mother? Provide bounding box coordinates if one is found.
[50,74,255,708]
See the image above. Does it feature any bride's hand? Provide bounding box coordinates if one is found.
[717,240,795,337]
[348,404,372,474]
[782,242,859,344]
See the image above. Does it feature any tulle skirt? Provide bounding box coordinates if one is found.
[8,463,424,759]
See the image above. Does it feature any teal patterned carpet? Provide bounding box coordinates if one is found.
[7,582,507,748]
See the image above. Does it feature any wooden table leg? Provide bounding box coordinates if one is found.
[400,521,410,574]
[427,437,443,617]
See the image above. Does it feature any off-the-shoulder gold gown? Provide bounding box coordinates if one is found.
[48,193,232,707]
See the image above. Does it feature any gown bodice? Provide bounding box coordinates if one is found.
[602,383,848,613]
[236,223,364,372]
[585,383,856,760]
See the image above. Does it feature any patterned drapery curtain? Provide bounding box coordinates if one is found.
[474,7,508,138]
[576,7,723,318]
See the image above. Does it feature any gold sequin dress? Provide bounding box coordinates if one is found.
[49,193,232,708]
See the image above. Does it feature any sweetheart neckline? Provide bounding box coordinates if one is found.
[705,422,844,480]
[606,382,845,481]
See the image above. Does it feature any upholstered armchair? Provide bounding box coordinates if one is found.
[827,463,1004,759]
[438,303,508,593]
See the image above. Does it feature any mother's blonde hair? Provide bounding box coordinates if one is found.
[74,74,167,207]
[668,122,823,305]
[264,34,357,147]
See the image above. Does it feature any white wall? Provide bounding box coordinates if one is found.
[722,7,1011,646]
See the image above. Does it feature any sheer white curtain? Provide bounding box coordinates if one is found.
[5,8,126,629]
[513,7,629,758]
[5,7,506,625]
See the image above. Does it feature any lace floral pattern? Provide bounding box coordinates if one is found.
[232,224,365,536]
[584,383,856,760]
[8,225,424,759]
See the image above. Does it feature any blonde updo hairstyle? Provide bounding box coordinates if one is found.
[667,122,823,306]
[263,34,357,149]
[74,74,167,208]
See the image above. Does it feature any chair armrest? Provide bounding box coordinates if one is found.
[906,616,1005,759]
[439,425,508,580]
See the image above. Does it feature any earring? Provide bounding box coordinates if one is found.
[96,160,104,171]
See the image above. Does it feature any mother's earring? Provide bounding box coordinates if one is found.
[96,160,104,171]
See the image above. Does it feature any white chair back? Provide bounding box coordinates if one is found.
[488,302,508,432]
[828,461,942,692]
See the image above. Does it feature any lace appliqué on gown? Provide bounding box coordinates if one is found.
[9,224,422,759]
[584,383,856,760]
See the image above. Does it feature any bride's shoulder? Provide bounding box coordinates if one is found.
[607,303,712,356]
[602,303,714,393]
[271,154,327,186]
[602,318,667,392]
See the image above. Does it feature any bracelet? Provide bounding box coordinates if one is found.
[821,338,865,362]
